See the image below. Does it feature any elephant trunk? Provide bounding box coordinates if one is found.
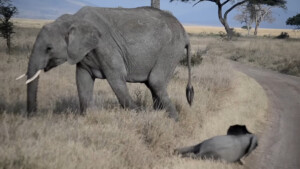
[26,53,45,115]
[27,67,40,115]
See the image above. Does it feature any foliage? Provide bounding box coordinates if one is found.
[286,13,300,30]
[170,0,286,38]
[250,0,286,8]
[0,0,17,54]
[242,25,251,29]
[180,48,205,66]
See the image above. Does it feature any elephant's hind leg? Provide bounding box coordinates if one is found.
[146,73,178,121]
[145,82,163,110]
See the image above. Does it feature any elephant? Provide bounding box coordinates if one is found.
[227,124,252,135]
[17,6,194,121]
[175,125,258,164]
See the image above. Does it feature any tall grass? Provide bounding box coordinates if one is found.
[0,24,268,169]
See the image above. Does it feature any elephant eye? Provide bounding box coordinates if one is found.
[46,46,52,53]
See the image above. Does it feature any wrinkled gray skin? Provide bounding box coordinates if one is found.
[175,125,258,164]
[26,6,193,120]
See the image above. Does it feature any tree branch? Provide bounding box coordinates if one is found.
[224,0,247,20]
[192,0,216,7]
[221,0,230,6]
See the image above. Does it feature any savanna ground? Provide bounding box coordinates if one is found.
[2,18,300,169]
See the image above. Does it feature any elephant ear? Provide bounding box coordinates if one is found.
[66,22,100,64]
[244,135,258,157]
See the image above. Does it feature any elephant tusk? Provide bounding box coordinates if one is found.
[26,70,41,84]
[16,74,26,80]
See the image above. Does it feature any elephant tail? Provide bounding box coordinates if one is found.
[186,43,194,106]
[174,143,202,156]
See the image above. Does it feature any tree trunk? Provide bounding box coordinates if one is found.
[151,0,160,9]
[223,20,234,38]
[217,4,233,39]
[6,35,11,54]
[218,16,234,38]
[254,19,260,36]
[247,28,250,36]
[247,23,251,36]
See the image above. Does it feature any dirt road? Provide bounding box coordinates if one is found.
[231,62,300,169]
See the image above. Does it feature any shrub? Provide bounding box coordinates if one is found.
[276,32,289,39]
[180,48,205,66]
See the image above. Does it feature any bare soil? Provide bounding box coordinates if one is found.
[232,61,300,169]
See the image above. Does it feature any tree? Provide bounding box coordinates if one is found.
[286,13,300,30]
[170,0,286,38]
[0,0,17,54]
[235,4,254,36]
[236,3,274,36]
[251,4,274,35]
[151,0,160,9]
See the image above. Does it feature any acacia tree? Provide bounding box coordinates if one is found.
[171,0,286,38]
[286,13,300,30]
[0,0,17,54]
[251,4,274,35]
[235,4,254,36]
[151,0,160,9]
[236,3,274,36]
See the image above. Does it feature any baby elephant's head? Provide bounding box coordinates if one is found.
[227,124,258,158]
[227,124,252,135]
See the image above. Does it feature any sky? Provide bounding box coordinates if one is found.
[12,0,300,29]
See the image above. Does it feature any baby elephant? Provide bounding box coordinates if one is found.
[175,125,258,164]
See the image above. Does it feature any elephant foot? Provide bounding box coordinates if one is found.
[168,111,179,122]
[122,102,140,112]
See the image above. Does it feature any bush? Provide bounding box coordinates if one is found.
[242,25,251,30]
[276,32,289,39]
[180,48,205,66]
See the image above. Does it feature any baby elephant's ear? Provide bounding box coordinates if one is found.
[66,22,100,64]
[244,135,258,157]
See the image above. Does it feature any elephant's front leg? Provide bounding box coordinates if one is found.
[106,76,138,110]
[76,65,95,114]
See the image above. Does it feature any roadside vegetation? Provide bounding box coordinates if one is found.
[0,21,268,169]
[188,34,300,77]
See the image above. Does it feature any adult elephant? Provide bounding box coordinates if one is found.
[19,6,194,121]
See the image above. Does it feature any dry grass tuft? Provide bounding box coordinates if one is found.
[0,21,269,169]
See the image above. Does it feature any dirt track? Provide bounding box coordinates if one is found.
[232,62,300,169]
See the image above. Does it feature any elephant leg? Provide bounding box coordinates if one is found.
[106,76,138,110]
[145,82,163,110]
[147,75,178,121]
[76,65,95,114]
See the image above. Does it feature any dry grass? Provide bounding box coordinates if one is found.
[0,21,268,169]
[12,18,53,28]
[189,36,300,76]
[12,18,299,38]
[184,25,300,38]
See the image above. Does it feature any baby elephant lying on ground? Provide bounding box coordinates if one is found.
[175,125,258,164]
